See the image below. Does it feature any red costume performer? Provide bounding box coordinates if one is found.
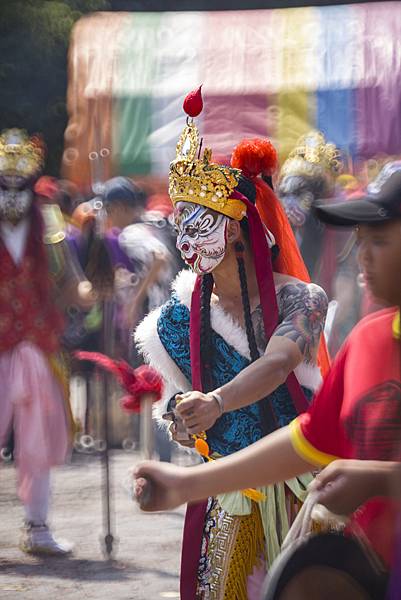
[0,129,93,555]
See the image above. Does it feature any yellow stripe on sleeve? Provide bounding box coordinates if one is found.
[392,310,400,340]
[289,418,340,467]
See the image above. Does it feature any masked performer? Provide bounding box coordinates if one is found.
[278,133,363,353]
[277,132,342,285]
[135,91,329,599]
[136,161,401,600]
[0,129,94,555]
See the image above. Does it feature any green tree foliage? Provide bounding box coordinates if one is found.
[0,0,111,175]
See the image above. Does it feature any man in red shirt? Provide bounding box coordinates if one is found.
[135,161,401,576]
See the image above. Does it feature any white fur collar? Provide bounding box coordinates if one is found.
[136,269,322,395]
[134,305,191,393]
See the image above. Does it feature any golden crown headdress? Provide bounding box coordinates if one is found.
[168,87,246,221]
[280,131,342,180]
[0,129,45,179]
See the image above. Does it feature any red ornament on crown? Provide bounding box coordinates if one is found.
[183,85,203,118]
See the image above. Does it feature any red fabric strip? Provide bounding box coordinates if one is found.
[241,195,278,339]
[180,501,209,600]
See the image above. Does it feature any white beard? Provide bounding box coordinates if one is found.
[0,188,33,222]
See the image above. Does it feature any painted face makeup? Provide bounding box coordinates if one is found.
[174,203,229,274]
[278,175,314,228]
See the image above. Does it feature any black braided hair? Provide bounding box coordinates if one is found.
[200,273,214,392]
[234,241,259,362]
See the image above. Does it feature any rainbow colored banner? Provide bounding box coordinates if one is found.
[63,3,401,191]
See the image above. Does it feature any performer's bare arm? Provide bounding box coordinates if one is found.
[135,426,314,512]
[177,282,328,434]
[217,336,302,409]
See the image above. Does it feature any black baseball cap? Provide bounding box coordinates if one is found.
[314,161,401,227]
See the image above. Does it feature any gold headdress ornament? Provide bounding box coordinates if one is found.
[0,129,45,179]
[280,131,342,180]
[168,87,246,221]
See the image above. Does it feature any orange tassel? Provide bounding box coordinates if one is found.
[194,437,266,502]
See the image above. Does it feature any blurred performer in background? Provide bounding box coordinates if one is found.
[135,90,330,599]
[103,177,169,337]
[72,177,174,331]
[0,129,94,555]
[278,133,361,353]
[278,132,342,284]
[70,177,178,459]
[119,190,181,462]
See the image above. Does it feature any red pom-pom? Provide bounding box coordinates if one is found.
[121,365,163,414]
[230,138,278,179]
[183,85,203,118]
[132,365,163,400]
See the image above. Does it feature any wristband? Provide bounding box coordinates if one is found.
[209,391,224,416]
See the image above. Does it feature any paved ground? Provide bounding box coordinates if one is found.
[0,451,187,600]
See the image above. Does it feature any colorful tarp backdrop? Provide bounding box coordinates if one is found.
[62,2,401,193]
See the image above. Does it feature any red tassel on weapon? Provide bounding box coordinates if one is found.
[74,351,163,413]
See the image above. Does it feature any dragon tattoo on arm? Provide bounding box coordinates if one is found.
[274,282,328,363]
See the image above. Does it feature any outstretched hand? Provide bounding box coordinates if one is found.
[134,461,189,512]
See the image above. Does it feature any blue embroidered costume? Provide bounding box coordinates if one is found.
[157,293,313,456]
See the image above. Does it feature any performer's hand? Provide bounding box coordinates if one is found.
[134,461,188,511]
[309,459,399,516]
[175,392,221,434]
